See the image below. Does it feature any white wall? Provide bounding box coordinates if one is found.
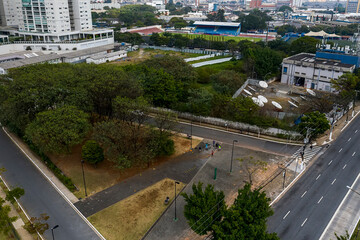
[0,37,114,54]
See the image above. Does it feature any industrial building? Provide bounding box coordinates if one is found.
[281,53,356,92]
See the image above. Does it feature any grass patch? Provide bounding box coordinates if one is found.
[162,33,262,42]
[88,178,185,240]
[51,135,201,199]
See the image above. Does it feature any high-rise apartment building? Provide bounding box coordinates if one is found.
[346,0,360,13]
[1,0,92,33]
[0,0,23,27]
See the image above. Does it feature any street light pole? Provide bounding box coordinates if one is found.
[174,181,180,221]
[51,225,59,240]
[190,120,193,150]
[230,140,238,173]
[81,160,87,197]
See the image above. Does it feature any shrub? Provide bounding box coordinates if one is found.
[81,140,105,165]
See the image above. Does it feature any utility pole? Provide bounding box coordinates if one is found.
[329,104,338,141]
[352,90,359,117]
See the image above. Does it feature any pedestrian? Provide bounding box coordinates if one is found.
[218,145,221,150]
[211,150,214,156]
[310,145,313,150]
[213,140,215,147]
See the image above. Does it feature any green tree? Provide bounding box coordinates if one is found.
[251,47,283,79]
[187,88,213,116]
[25,105,91,154]
[24,214,49,235]
[275,24,296,36]
[81,140,105,165]
[334,231,350,240]
[114,32,144,45]
[211,70,246,96]
[207,9,226,22]
[182,182,226,235]
[290,36,320,55]
[237,9,272,32]
[168,17,188,29]
[278,5,293,12]
[0,198,17,236]
[5,187,25,204]
[331,73,360,98]
[212,183,279,240]
[298,111,330,139]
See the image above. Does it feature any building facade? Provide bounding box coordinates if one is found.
[346,0,360,13]
[281,53,355,92]
[0,0,23,27]
[1,0,93,33]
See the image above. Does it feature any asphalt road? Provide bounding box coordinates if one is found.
[0,129,101,240]
[268,116,360,240]
[172,121,299,156]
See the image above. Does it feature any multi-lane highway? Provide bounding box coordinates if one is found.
[268,115,360,239]
[0,129,101,240]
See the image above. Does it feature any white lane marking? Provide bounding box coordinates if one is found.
[301,218,308,227]
[318,196,324,204]
[301,191,307,198]
[356,130,358,133]
[331,179,337,185]
[339,148,343,153]
[343,164,347,169]
[316,174,321,180]
[328,160,333,165]
[353,152,356,157]
[283,211,290,219]
[348,138,352,142]
[319,173,360,240]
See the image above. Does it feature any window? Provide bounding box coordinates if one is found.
[283,67,288,73]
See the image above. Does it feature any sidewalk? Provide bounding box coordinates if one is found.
[3,128,79,204]
[317,105,360,146]
[320,173,360,240]
[0,178,34,240]
[75,146,210,217]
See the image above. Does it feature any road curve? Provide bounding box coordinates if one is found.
[0,129,101,240]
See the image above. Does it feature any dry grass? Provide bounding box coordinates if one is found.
[50,135,200,199]
[88,178,185,240]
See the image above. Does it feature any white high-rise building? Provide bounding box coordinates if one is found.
[68,0,92,31]
[1,0,93,33]
[0,0,23,27]
[0,0,113,49]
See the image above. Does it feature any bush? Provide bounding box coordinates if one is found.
[81,140,104,165]
[25,138,77,192]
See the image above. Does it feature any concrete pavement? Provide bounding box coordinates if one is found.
[75,148,209,217]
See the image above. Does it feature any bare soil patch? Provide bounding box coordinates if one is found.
[50,135,202,199]
[88,178,185,240]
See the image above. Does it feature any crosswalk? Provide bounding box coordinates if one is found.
[290,145,322,164]
[285,145,322,173]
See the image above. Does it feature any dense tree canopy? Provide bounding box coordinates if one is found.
[182,182,226,235]
[290,36,320,55]
[183,183,278,239]
[298,111,330,139]
[25,105,91,154]
[115,5,161,27]
[212,184,279,240]
[237,9,272,32]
